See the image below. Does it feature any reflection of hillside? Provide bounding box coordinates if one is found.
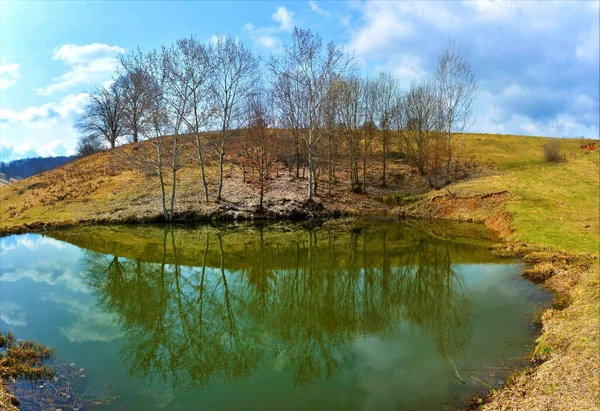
[80,223,478,389]
[51,220,501,270]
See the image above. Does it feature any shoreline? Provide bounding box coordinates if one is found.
[1,191,598,410]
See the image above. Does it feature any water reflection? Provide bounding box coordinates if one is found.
[78,223,473,389]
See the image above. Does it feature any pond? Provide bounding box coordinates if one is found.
[0,220,550,410]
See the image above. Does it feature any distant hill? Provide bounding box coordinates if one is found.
[0,155,76,180]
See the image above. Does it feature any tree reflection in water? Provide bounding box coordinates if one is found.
[81,223,472,389]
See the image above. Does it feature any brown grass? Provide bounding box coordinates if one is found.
[0,331,55,410]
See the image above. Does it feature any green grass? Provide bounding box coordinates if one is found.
[451,134,599,255]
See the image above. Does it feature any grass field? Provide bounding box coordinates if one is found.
[455,133,599,254]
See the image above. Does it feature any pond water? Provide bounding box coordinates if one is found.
[0,220,550,410]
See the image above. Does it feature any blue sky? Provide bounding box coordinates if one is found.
[0,0,598,161]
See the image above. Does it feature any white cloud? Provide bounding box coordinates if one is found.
[1,264,89,294]
[0,61,20,90]
[576,23,600,63]
[347,2,414,59]
[0,92,88,161]
[309,1,331,17]
[0,301,27,327]
[244,6,295,50]
[464,0,518,21]
[42,293,122,343]
[272,6,294,31]
[347,1,598,138]
[0,92,89,126]
[36,43,124,96]
[374,54,428,85]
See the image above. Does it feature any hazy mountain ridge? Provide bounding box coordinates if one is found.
[0,156,77,180]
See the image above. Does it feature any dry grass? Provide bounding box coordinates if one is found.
[0,331,55,410]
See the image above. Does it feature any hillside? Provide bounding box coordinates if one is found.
[0,133,597,242]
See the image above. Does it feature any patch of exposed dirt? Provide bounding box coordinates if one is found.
[393,190,512,236]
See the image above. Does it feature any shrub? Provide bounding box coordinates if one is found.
[542,140,564,163]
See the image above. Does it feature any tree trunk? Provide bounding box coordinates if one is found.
[363,132,368,193]
[217,141,224,201]
[196,136,209,202]
[259,177,264,212]
[382,130,387,186]
[295,138,300,178]
[156,144,169,221]
[169,136,178,221]
[307,142,314,201]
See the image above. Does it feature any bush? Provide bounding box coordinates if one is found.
[542,140,564,163]
[76,134,105,157]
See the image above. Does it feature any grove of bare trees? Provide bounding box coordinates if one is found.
[76,29,476,221]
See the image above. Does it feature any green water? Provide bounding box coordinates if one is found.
[0,220,549,410]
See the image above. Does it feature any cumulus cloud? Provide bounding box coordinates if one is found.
[0,301,27,327]
[1,265,90,293]
[41,293,122,343]
[272,6,294,31]
[244,6,295,51]
[36,43,124,96]
[0,92,89,126]
[0,61,20,90]
[0,92,88,161]
[346,1,599,138]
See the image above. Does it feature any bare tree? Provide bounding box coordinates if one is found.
[210,35,259,201]
[272,73,304,178]
[270,27,354,201]
[124,48,191,222]
[403,82,440,177]
[361,77,377,192]
[76,83,125,149]
[374,72,400,187]
[435,39,477,173]
[76,134,105,157]
[336,75,362,192]
[392,93,406,158]
[117,48,152,143]
[175,36,214,202]
[243,89,279,211]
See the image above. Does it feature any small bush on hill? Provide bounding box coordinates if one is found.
[542,140,564,163]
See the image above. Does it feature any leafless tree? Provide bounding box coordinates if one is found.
[174,36,215,202]
[336,75,362,192]
[374,72,400,186]
[269,27,354,201]
[272,73,304,178]
[76,83,125,149]
[403,82,440,177]
[243,89,279,211]
[392,93,406,157]
[210,35,259,201]
[117,48,152,143]
[124,48,191,222]
[435,39,477,173]
[76,134,105,157]
[361,77,377,192]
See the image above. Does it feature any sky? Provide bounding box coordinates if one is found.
[0,0,598,162]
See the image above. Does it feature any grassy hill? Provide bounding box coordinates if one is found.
[1,132,597,250]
